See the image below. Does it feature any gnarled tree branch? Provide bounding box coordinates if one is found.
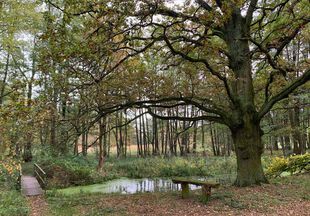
[258,68,310,120]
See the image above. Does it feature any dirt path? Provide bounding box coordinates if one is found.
[27,195,49,216]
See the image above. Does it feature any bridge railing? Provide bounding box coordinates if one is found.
[34,163,47,189]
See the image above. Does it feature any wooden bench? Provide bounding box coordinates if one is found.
[172,178,219,199]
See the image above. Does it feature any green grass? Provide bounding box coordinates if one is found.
[270,173,310,200]
[0,184,29,216]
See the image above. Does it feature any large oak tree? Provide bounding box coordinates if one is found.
[46,0,309,186]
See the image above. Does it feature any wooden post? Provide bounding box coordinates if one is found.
[202,185,211,199]
[181,183,189,198]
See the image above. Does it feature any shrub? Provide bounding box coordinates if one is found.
[287,153,310,174]
[0,158,27,216]
[0,158,21,189]
[266,157,289,177]
[266,153,310,177]
[38,156,98,188]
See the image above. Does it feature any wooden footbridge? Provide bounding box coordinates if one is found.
[21,163,47,196]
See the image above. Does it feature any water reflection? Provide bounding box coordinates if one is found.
[58,175,234,195]
[104,178,200,194]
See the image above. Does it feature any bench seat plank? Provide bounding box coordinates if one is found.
[172,178,220,187]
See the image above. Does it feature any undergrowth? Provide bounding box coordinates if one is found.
[37,155,237,188]
[266,153,310,177]
[37,152,305,189]
[0,186,29,216]
[0,158,29,216]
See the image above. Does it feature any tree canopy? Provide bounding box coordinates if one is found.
[0,0,309,186]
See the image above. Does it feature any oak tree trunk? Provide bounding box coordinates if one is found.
[231,123,268,186]
[223,9,268,186]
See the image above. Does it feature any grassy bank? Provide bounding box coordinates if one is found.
[45,173,310,216]
[37,155,238,189]
[36,153,283,189]
[105,156,236,178]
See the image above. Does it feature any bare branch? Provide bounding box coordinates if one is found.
[162,29,236,105]
[274,19,309,58]
[196,0,212,11]
[250,38,289,76]
[246,0,258,26]
[258,68,310,120]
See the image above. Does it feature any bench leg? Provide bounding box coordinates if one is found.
[181,183,189,198]
[202,185,211,200]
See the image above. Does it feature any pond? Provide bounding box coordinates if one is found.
[56,175,234,195]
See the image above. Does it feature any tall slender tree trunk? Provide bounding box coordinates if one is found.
[74,136,79,155]
[124,112,128,157]
[289,104,306,154]
[210,123,216,156]
[193,121,197,154]
[142,112,147,156]
[152,113,159,155]
[145,113,150,155]
[201,120,206,156]
[119,112,124,157]
[165,119,170,156]
[227,133,232,156]
[0,52,9,105]
[23,81,33,162]
[23,51,36,162]
[115,113,120,157]
[139,109,143,156]
[104,117,109,157]
[135,110,141,156]
[160,115,165,155]
[50,86,58,155]
[81,123,88,156]
[97,118,106,169]
[107,126,111,157]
